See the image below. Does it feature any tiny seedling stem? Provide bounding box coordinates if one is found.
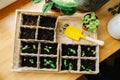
[22,45,28,50]
[29,59,34,64]
[44,59,55,68]
[68,48,76,54]
[33,45,36,49]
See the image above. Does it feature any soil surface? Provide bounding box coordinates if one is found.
[37,28,54,41]
[20,56,37,67]
[20,27,36,39]
[39,16,57,28]
[22,14,38,25]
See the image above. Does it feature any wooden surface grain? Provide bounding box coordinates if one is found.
[0,0,120,80]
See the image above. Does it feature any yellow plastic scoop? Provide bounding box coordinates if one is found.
[64,26,104,46]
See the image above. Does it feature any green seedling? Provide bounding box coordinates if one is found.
[44,59,55,68]
[44,46,52,53]
[68,63,73,72]
[63,59,73,72]
[81,65,85,70]
[29,59,34,64]
[86,68,92,72]
[68,48,76,54]
[81,65,93,72]
[87,47,90,51]
[64,59,67,67]
[81,51,85,57]
[91,50,96,55]
[33,45,36,49]
[22,45,28,50]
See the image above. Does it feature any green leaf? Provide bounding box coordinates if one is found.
[61,7,76,15]
[68,63,73,72]
[50,64,55,68]
[44,48,50,52]
[68,48,76,54]
[42,2,54,15]
[32,0,43,4]
[33,45,36,49]
[29,59,34,64]
[64,60,67,67]
[52,0,78,7]
[81,65,85,69]
[82,51,85,57]
[22,45,28,50]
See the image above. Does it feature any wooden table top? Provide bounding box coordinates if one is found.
[0,0,120,80]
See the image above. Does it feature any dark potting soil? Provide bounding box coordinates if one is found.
[61,58,77,71]
[21,41,38,54]
[62,44,78,56]
[20,27,36,39]
[20,56,37,67]
[40,42,58,55]
[80,59,95,71]
[37,28,54,41]
[40,57,57,69]
[39,15,57,28]
[22,14,38,26]
[81,45,96,57]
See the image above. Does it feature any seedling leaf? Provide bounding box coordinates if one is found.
[68,63,73,72]
[29,59,34,64]
[68,48,76,54]
[22,45,28,50]
[42,2,54,15]
[64,60,67,67]
[33,45,36,49]
[32,0,43,4]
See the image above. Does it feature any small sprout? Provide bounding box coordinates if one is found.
[82,51,85,57]
[64,60,67,67]
[29,59,34,64]
[44,48,50,52]
[44,59,47,62]
[63,60,73,72]
[44,46,52,53]
[81,65,85,70]
[33,45,36,49]
[68,48,76,54]
[50,63,55,68]
[68,63,73,72]
[22,45,28,50]
[87,47,90,51]
[91,50,96,55]
[44,59,55,69]
[86,68,92,72]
